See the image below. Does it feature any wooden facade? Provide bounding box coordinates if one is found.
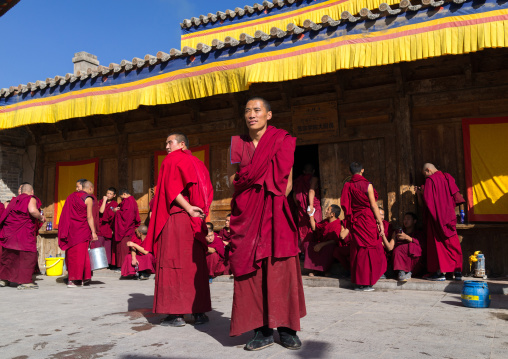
[22,48,508,275]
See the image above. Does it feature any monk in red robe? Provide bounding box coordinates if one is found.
[58,180,97,287]
[378,206,394,279]
[417,163,464,281]
[205,223,225,280]
[75,179,87,192]
[91,187,117,266]
[227,98,306,351]
[121,225,155,279]
[293,164,322,250]
[0,184,44,290]
[305,204,348,276]
[113,189,140,270]
[386,212,425,281]
[217,213,232,275]
[341,162,386,292]
[144,132,213,327]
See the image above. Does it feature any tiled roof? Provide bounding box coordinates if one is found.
[0,0,476,99]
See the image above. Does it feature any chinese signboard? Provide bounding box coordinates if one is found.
[291,101,339,145]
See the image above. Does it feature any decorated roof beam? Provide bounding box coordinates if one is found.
[379,3,402,15]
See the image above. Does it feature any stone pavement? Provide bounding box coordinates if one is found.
[1,271,508,359]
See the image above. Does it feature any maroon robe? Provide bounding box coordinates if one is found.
[0,194,41,284]
[392,230,425,275]
[206,233,226,277]
[304,219,342,272]
[121,234,156,277]
[229,126,306,336]
[218,227,232,275]
[58,191,96,281]
[91,199,117,264]
[422,171,463,273]
[114,196,140,268]
[341,174,387,286]
[294,174,323,250]
[145,148,213,315]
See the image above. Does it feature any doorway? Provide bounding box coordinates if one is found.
[293,144,320,180]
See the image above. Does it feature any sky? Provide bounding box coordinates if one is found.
[0,0,248,89]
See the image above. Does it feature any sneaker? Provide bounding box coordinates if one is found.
[161,315,185,327]
[17,283,39,290]
[426,272,446,281]
[278,327,302,350]
[354,285,375,292]
[404,271,412,281]
[397,271,406,281]
[139,272,150,280]
[193,313,209,325]
[67,281,79,288]
[379,274,387,279]
[454,272,463,281]
[0,280,9,287]
[244,329,274,351]
[82,279,91,286]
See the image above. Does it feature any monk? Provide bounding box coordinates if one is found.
[0,184,44,290]
[113,189,140,270]
[75,179,87,192]
[417,163,464,281]
[58,180,97,287]
[218,213,232,275]
[205,223,225,281]
[387,212,425,281]
[121,225,155,280]
[227,97,306,351]
[341,162,386,292]
[293,164,322,250]
[91,187,117,265]
[144,132,213,327]
[378,206,394,279]
[305,204,349,276]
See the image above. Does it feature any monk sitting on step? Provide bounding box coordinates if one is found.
[121,225,155,280]
[205,222,225,282]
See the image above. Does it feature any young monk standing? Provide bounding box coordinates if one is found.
[144,132,213,327]
[340,162,386,291]
[58,181,98,287]
[114,189,140,270]
[91,187,117,266]
[0,184,44,290]
[227,98,306,351]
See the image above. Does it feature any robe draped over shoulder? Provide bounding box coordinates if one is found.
[293,174,322,247]
[96,199,117,239]
[58,191,96,251]
[114,196,140,242]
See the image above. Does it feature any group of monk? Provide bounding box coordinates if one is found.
[0,97,466,352]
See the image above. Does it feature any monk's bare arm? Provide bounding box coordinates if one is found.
[340,226,349,240]
[28,197,44,222]
[308,176,318,210]
[226,146,238,196]
[127,241,149,255]
[85,197,98,241]
[99,197,107,214]
[286,167,293,197]
[367,184,383,231]
[381,233,394,251]
[309,214,317,231]
[174,193,204,218]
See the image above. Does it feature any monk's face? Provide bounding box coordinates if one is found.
[76,182,83,191]
[245,100,272,131]
[325,206,332,218]
[379,209,385,220]
[120,193,129,199]
[106,190,116,200]
[403,215,416,230]
[206,231,214,244]
[166,135,185,154]
[225,216,230,228]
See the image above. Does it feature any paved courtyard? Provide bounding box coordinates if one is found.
[1,272,508,359]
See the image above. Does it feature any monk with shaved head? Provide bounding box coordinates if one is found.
[58,180,98,287]
[0,183,44,289]
[417,163,465,281]
[121,224,155,279]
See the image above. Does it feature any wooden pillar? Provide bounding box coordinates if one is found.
[393,65,416,219]
[116,119,128,191]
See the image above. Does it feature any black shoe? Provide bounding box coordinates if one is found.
[160,315,185,327]
[244,327,274,351]
[278,327,302,350]
[139,271,150,280]
[193,313,209,325]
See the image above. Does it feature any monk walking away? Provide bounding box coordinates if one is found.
[417,163,464,281]
[58,180,98,288]
[144,132,213,328]
[113,189,141,270]
[341,162,387,292]
[227,98,306,351]
[0,183,44,290]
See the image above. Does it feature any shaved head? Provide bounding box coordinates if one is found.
[82,181,94,194]
[138,225,148,235]
[423,163,438,178]
[20,183,34,195]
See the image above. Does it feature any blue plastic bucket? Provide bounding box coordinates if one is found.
[461,281,491,308]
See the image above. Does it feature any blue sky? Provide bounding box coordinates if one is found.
[0,0,247,88]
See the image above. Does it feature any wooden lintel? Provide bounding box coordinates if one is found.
[114,118,125,134]
[78,117,94,137]
[333,72,345,100]
[24,125,40,143]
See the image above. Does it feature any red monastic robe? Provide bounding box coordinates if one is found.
[114,196,140,268]
[206,233,225,277]
[392,230,425,274]
[229,126,306,336]
[304,219,342,272]
[341,174,387,286]
[91,199,117,264]
[144,148,213,315]
[218,227,232,275]
[58,191,96,281]
[294,174,323,249]
[120,234,155,277]
[422,171,463,273]
[0,194,41,284]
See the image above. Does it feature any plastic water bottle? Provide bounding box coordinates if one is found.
[460,210,465,224]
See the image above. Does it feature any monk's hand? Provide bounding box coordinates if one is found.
[91,233,98,242]
[132,258,139,266]
[39,214,46,223]
[313,243,324,252]
[126,241,134,247]
[103,195,108,201]
[208,247,216,253]
[113,207,120,212]
[187,206,205,219]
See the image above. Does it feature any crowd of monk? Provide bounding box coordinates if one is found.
[0,97,466,351]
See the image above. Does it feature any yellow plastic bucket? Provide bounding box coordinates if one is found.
[45,257,65,276]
